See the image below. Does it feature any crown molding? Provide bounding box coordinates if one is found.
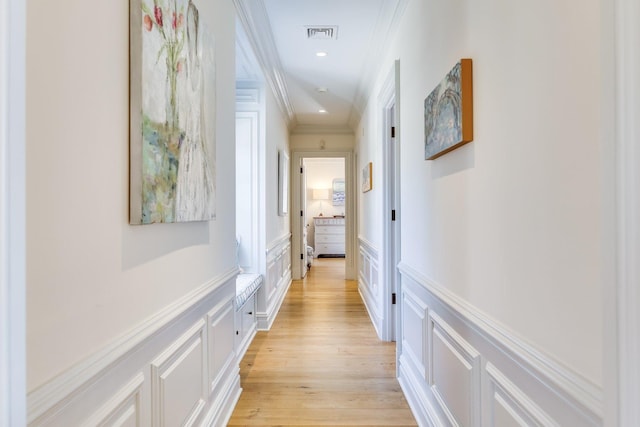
[291,124,354,136]
[233,0,297,128]
[348,0,409,129]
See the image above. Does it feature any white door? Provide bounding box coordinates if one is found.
[300,160,308,277]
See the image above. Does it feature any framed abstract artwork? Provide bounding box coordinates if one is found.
[362,162,372,193]
[424,58,473,160]
[130,0,216,224]
[332,178,345,206]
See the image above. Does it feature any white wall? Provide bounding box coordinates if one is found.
[358,0,610,422]
[305,158,345,218]
[265,88,291,246]
[290,133,354,152]
[303,158,345,248]
[26,0,236,396]
[355,102,382,251]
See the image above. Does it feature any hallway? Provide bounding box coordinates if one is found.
[228,258,417,426]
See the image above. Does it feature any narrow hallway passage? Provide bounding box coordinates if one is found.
[228,258,417,426]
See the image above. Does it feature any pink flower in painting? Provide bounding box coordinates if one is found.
[143,14,153,31]
[154,6,163,27]
[176,60,183,73]
[172,12,184,30]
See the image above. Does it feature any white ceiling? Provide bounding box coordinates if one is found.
[235,0,408,134]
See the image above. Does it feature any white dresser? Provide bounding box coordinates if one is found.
[314,217,345,256]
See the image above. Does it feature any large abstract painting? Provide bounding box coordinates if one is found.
[130,0,216,224]
[424,59,473,160]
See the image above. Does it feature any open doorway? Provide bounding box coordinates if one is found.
[291,151,356,281]
[303,158,346,277]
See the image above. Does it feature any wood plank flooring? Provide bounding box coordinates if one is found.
[228,258,417,426]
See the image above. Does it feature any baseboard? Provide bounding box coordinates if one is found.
[257,275,291,331]
[27,268,241,426]
[397,262,603,426]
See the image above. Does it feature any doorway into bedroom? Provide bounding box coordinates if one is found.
[302,158,346,278]
[291,150,355,281]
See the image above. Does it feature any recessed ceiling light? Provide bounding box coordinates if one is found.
[319,109,327,113]
[316,87,328,93]
[316,51,328,57]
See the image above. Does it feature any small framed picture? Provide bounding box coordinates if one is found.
[362,162,372,193]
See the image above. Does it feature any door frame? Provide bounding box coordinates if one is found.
[610,0,640,424]
[291,150,356,280]
[381,61,401,343]
[0,0,26,424]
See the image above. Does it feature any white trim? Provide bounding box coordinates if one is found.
[266,233,292,254]
[80,373,145,427]
[615,0,640,424]
[290,124,354,136]
[291,150,356,280]
[398,356,441,427]
[27,267,239,423]
[486,363,559,426]
[150,320,207,427]
[357,236,378,259]
[349,0,409,128]
[429,311,482,426]
[199,367,242,427]
[0,0,26,424]
[398,262,604,419]
[380,60,400,343]
[233,0,296,128]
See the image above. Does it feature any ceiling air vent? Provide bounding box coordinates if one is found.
[305,26,338,40]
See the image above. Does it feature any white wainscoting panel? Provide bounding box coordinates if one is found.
[429,312,481,427]
[401,288,427,381]
[27,269,241,427]
[397,262,603,427]
[81,373,144,427]
[207,300,235,395]
[358,237,383,339]
[151,320,207,427]
[486,363,558,427]
[258,234,292,330]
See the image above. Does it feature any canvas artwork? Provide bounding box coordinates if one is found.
[130,0,216,224]
[362,162,372,193]
[424,59,473,160]
[332,178,345,206]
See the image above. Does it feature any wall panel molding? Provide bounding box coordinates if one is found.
[401,288,427,381]
[151,320,207,427]
[429,312,481,426]
[207,300,236,395]
[486,363,558,426]
[81,373,145,427]
[398,262,602,426]
[257,236,291,330]
[27,271,240,426]
[358,237,383,339]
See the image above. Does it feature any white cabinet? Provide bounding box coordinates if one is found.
[314,217,345,256]
[235,274,262,360]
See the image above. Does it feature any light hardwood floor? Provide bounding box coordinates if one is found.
[228,257,417,426]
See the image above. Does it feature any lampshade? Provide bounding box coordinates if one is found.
[312,188,330,200]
